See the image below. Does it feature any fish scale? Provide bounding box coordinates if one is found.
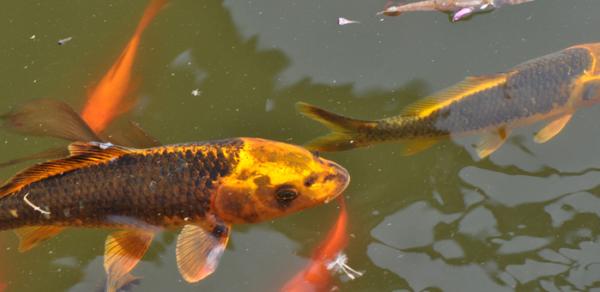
[0,142,240,230]
[298,43,600,157]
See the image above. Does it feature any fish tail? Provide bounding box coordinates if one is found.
[134,0,168,36]
[296,102,376,152]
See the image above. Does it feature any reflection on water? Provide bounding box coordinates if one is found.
[1,0,600,291]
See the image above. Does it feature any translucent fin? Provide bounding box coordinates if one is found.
[402,138,440,156]
[101,121,161,148]
[475,127,509,159]
[67,141,133,156]
[97,273,141,292]
[104,230,154,291]
[400,75,506,118]
[0,147,68,168]
[176,224,230,283]
[14,226,65,252]
[132,0,167,37]
[296,102,376,152]
[0,142,133,197]
[1,99,100,142]
[534,114,572,143]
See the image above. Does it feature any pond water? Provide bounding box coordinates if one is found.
[1,0,600,291]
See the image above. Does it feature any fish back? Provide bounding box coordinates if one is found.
[0,140,242,230]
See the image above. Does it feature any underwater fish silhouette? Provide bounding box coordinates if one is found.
[81,0,167,133]
[282,198,362,292]
[0,100,350,290]
[379,0,534,21]
[298,43,600,159]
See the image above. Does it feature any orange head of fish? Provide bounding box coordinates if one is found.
[212,138,350,224]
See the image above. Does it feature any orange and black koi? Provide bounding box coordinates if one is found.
[298,43,600,159]
[0,101,350,289]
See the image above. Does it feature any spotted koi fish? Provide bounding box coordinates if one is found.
[298,43,600,159]
[0,101,350,289]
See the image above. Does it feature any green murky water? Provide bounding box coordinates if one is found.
[1,0,600,291]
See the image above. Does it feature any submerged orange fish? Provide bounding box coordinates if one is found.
[299,43,600,159]
[282,198,361,292]
[81,0,167,133]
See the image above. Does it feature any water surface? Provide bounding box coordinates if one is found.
[1,0,600,291]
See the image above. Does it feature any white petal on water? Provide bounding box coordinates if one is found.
[338,17,360,26]
[326,252,364,280]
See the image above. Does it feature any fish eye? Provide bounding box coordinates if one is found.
[275,185,299,206]
[311,151,321,158]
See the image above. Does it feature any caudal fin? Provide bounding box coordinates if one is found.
[296,102,376,152]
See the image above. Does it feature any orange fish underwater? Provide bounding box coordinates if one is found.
[81,0,167,133]
[282,198,362,292]
[299,43,600,158]
[0,101,350,290]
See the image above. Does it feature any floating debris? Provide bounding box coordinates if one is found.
[191,89,202,96]
[326,252,364,280]
[57,36,73,45]
[338,17,360,26]
[23,192,51,215]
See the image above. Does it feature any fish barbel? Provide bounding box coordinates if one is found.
[0,103,350,287]
[298,43,600,159]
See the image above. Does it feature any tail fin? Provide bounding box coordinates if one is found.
[296,102,375,152]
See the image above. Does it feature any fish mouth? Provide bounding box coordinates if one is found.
[325,160,351,200]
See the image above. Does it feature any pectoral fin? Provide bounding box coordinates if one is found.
[14,226,65,252]
[402,138,439,156]
[475,127,509,159]
[104,230,154,291]
[534,114,573,143]
[176,223,230,283]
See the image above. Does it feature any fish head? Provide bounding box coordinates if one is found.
[213,138,350,224]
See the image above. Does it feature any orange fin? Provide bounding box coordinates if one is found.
[402,138,440,156]
[296,102,376,152]
[401,75,506,118]
[176,224,230,283]
[0,142,133,197]
[534,114,573,143]
[475,127,509,159]
[1,99,100,142]
[14,226,65,252]
[104,230,154,292]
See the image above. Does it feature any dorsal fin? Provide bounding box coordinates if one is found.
[400,74,507,118]
[0,142,134,197]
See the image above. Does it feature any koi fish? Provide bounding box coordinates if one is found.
[0,141,349,287]
[81,0,167,133]
[298,43,600,159]
[1,101,350,290]
[282,198,361,292]
[379,0,534,21]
